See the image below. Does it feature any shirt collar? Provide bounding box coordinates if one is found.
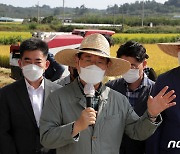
[77,77,102,96]
[140,73,149,87]
[25,78,45,91]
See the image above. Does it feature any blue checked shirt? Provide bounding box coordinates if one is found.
[125,74,151,108]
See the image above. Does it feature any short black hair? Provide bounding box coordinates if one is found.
[116,40,149,62]
[19,38,49,58]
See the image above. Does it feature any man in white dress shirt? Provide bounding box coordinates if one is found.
[0,38,61,154]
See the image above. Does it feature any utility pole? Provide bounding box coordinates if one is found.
[113,10,115,26]
[62,0,65,25]
[141,0,144,27]
[37,1,40,24]
[121,5,124,31]
[109,5,115,26]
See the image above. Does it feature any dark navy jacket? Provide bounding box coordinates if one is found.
[146,66,180,154]
[45,53,65,82]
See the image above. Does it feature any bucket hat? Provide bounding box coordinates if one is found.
[55,33,130,76]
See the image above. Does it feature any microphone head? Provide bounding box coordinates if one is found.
[84,83,95,97]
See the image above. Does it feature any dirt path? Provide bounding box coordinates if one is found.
[0,67,15,88]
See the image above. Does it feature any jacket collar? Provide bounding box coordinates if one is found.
[71,78,109,128]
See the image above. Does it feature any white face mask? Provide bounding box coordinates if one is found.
[79,65,105,85]
[122,69,140,83]
[22,64,44,82]
[178,52,180,65]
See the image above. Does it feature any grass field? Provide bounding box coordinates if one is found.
[0,31,31,39]
[0,43,178,87]
[113,33,179,39]
[0,45,9,56]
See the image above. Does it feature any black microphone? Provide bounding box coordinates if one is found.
[84,84,95,108]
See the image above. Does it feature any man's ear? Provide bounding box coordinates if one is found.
[18,59,22,68]
[45,60,50,70]
[105,61,112,75]
[107,61,112,68]
[75,55,79,68]
[142,60,147,69]
[74,55,80,73]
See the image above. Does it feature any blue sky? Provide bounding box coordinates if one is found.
[0,0,168,9]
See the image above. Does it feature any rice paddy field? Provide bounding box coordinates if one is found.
[0,44,178,76]
[113,33,179,40]
[0,45,9,56]
[0,31,31,39]
[0,32,179,87]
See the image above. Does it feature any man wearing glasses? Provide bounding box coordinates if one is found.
[106,40,155,154]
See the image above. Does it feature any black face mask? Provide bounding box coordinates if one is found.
[73,68,79,79]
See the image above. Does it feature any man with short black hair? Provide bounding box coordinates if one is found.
[0,38,61,154]
[106,40,155,154]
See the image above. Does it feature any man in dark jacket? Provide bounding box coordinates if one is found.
[0,38,61,154]
[106,40,155,154]
[146,43,180,154]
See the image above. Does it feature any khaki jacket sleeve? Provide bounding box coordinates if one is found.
[124,103,162,141]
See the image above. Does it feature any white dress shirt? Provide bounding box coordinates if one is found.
[25,79,44,127]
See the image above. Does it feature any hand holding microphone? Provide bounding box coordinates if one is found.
[84,84,96,126]
[72,84,96,134]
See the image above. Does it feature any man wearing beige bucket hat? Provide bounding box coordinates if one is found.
[146,42,180,154]
[40,34,176,154]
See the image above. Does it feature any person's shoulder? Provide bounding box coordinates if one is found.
[45,78,62,90]
[53,79,74,92]
[0,79,24,95]
[107,85,127,99]
[146,77,155,85]
[55,75,70,87]
[159,66,180,79]
[48,81,74,101]
[106,77,124,87]
[107,86,130,108]
[1,79,22,90]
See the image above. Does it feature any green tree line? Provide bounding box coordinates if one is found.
[0,0,179,20]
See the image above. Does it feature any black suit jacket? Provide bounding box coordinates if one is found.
[0,78,61,154]
[106,77,155,154]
